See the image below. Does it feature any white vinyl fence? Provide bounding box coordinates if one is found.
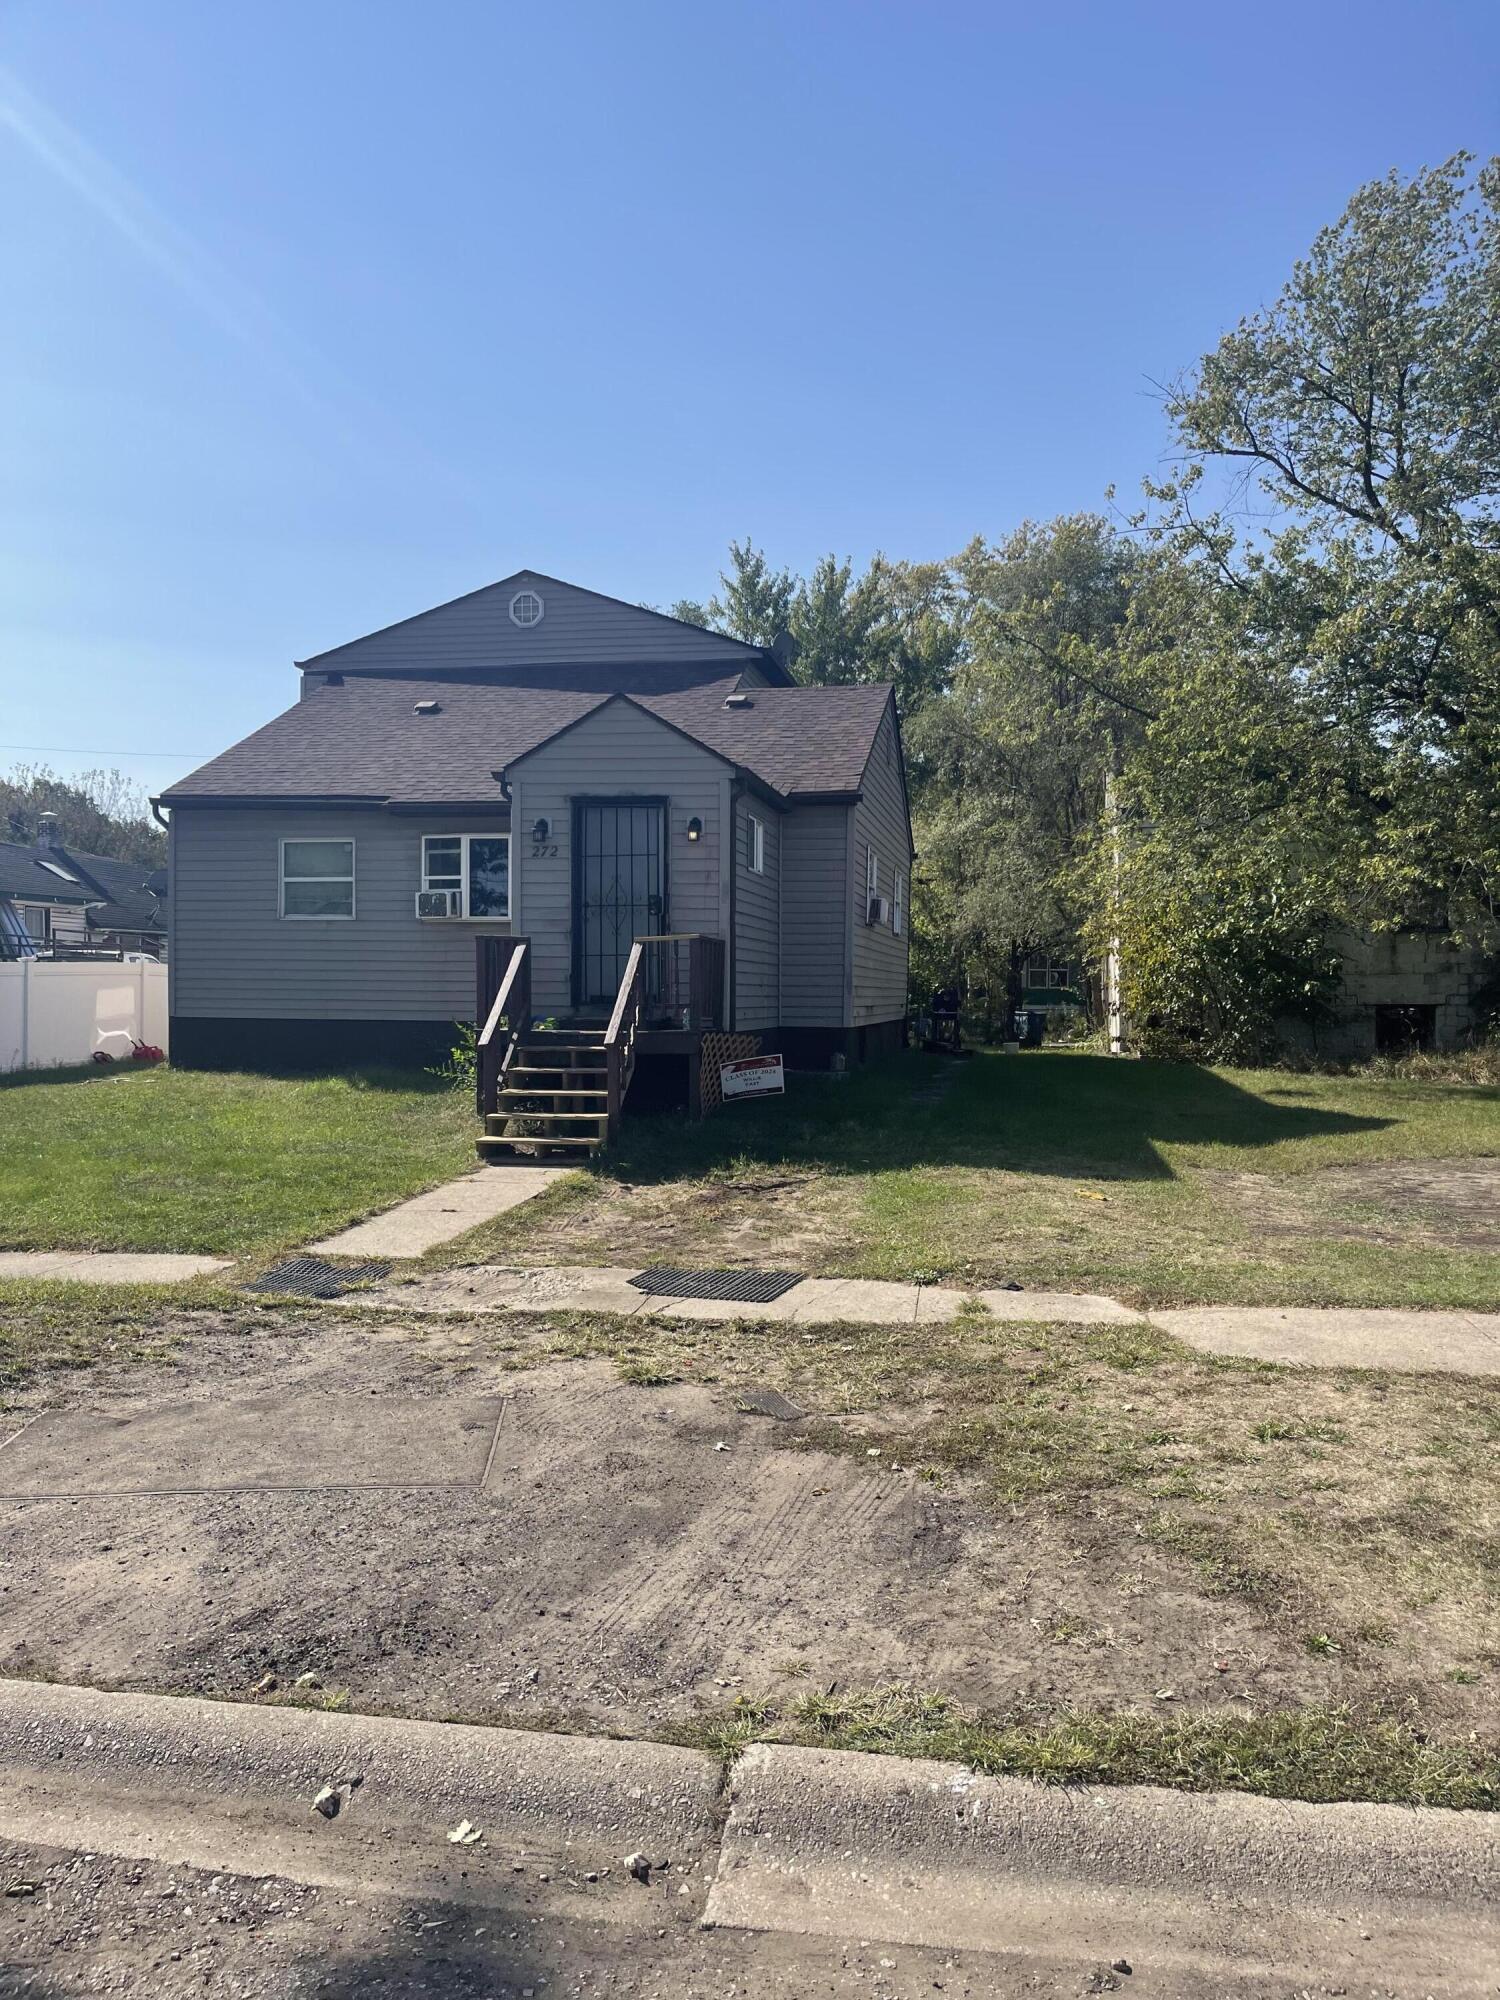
[0,959,168,1073]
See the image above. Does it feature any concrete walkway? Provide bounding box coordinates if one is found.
[1153,1304,1500,1376]
[0,1680,1492,1991]
[307,1166,568,1258]
[360,1263,1140,1326]
[359,1263,1500,1372]
[0,1250,232,1284]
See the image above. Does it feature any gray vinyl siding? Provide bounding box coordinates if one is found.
[170,806,511,1021]
[850,702,913,1027]
[301,572,765,678]
[780,805,850,1027]
[733,796,779,1032]
[509,703,730,1018]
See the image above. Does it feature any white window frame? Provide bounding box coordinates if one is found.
[867,843,879,898]
[420,832,511,921]
[1024,953,1073,990]
[279,837,356,920]
[747,812,765,875]
[892,868,905,936]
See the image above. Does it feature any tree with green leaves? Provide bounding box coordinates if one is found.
[910,517,1133,1018]
[1094,153,1500,1054]
[1,764,165,864]
[679,540,963,711]
[1161,151,1500,932]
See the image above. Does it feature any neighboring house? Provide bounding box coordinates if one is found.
[1281,926,1496,1059]
[0,837,167,960]
[158,573,914,1117]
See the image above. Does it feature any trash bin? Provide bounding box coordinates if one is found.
[1010,1008,1046,1049]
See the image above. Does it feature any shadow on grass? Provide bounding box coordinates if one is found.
[0,1061,454,1098]
[0,1061,163,1092]
[602,1050,1393,1188]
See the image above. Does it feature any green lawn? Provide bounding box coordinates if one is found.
[454,1048,1500,1309]
[4,1049,1498,1304]
[0,1065,475,1257]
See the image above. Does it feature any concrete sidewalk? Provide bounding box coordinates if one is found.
[0,1680,1493,1992]
[356,1261,1500,1370]
[0,1249,232,1284]
[358,1262,1140,1326]
[308,1166,568,1258]
[1153,1304,1500,1375]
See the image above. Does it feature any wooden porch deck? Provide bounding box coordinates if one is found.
[473,934,729,1161]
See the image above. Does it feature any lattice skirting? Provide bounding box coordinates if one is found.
[699,1032,763,1111]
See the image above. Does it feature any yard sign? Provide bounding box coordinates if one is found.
[720,1053,785,1101]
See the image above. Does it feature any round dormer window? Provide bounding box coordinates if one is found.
[509,589,544,629]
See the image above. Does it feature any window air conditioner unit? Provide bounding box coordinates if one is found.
[867,895,890,926]
[416,889,462,919]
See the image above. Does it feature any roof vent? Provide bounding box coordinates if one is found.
[724,691,754,709]
[413,699,441,716]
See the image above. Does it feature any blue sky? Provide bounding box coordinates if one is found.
[1,0,1494,801]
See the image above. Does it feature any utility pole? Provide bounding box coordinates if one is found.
[1104,736,1127,1057]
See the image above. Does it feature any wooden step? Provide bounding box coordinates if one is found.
[476,1133,602,1155]
[495,1102,607,1115]
[486,1110,607,1132]
[498,1088,607,1101]
[517,1047,605,1061]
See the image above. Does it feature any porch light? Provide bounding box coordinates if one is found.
[530,817,550,843]
[686,816,703,842]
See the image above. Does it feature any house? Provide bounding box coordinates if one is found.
[0,833,168,960]
[158,572,914,1147]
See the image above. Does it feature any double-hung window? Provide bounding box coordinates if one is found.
[280,838,355,919]
[867,843,879,900]
[421,834,510,919]
[746,812,765,875]
[892,869,905,936]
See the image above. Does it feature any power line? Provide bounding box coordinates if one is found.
[0,743,208,759]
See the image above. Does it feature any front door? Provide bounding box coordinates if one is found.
[572,799,667,1009]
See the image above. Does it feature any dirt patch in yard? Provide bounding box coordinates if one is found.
[0,1314,1338,1738]
[1212,1156,1500,1251]
[455,1168,860,1274]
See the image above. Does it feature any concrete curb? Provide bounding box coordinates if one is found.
[707,1743,1500,1982]
[0,1679,720,1917]
[0,1683,1495,1984]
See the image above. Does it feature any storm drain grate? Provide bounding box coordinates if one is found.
[246,1256,392,1300]
[629,1267,803,1304]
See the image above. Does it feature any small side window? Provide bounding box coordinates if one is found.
[281,838,355,919]
[893,870,905,937]
[747,812,765,875]
[866,843,879,898]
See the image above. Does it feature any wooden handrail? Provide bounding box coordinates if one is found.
[604,940,646,1047]
[603,940,647,1142]
[477,947,526,1049]
[474,937,530,1119]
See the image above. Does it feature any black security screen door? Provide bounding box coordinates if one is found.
[573,799,667,1007]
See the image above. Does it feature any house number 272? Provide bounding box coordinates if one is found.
[530,843,559,860]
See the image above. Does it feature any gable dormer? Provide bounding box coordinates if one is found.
[296,570,790,695]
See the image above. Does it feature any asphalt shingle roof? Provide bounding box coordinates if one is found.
[161,674,894,807]
[0,841,166,932]
[640,683,894,797]
[0,841,95,903]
